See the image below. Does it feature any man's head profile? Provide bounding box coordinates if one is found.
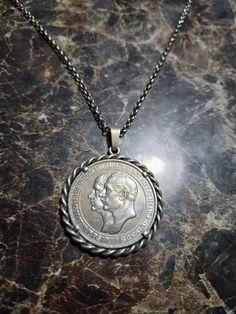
[88,174,107,211]
[88,172,138,234]
[102,172,138,212]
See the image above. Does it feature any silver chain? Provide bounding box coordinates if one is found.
[10,0,192,138]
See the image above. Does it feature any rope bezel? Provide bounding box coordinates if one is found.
[60,154,163,257]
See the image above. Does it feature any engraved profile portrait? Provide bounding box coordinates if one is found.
[88,174,114,232]
[88,172,138,234]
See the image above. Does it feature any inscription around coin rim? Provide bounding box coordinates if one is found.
[68,159,157,249]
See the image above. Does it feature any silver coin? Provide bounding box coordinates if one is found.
[67,158,158,249]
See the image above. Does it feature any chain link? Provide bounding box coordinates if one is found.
[10,0,192,138]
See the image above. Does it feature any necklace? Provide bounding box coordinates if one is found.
[11,0,192,257]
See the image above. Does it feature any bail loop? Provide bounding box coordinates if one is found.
[108,146,121,155]
[108,128,120,155]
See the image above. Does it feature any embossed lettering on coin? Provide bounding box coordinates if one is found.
[68,160,157,249]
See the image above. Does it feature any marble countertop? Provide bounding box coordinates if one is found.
[0,0,235,313]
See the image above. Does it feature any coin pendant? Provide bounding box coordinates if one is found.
[60,155,163,257]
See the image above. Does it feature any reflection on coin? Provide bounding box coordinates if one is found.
[68,159,157,249]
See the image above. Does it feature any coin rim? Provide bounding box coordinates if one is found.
[60,154,163,257]
[68,159,157,249]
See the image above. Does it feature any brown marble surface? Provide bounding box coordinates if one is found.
[1,0,236,313]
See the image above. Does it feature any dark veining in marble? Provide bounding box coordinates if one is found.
[192,229,236,310]
[0,0,235,313]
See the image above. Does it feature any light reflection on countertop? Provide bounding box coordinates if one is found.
[137,151,184,201]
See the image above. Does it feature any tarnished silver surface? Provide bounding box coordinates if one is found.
[60,155,163,257]
[68,160,156,248]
